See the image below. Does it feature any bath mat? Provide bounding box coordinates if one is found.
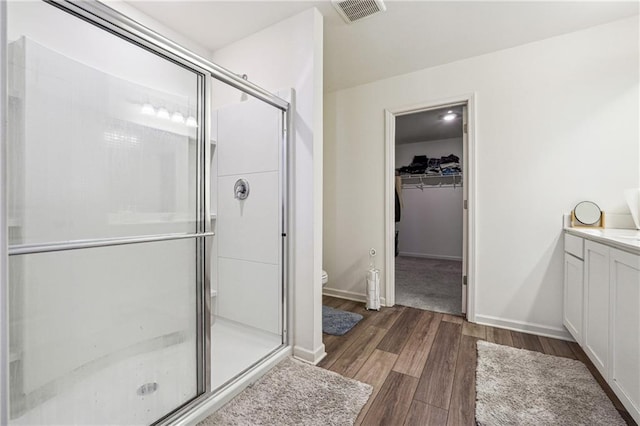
[198,357,372,426]
[322,305,363,336]
[475,340,625,426]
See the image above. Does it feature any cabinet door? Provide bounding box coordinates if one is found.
[584,240,610,379]
[609,248,640,424]
[564,253,584,344]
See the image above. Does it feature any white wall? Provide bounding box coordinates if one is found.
[324,16,639,339]
[106,1,212,58]
[396,138,463,260]
[212,8,325,363]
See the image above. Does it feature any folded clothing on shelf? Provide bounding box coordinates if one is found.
[412,155,428,164]
[439,154,461,175]
[397,153,462,176]
[440,154,459,164]
[397,155,429,174]
[441,167,461,175]
[440,162,459,169]
[426,158,441,175]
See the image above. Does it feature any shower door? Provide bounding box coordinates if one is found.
[208,81,287,390]
[6,1,210,424]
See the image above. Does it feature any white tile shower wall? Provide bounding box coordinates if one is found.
[217,258,281,335]
[215,98,282,335]
[212,8,324,362]
[217,100,280,177]
[217,172,280,265]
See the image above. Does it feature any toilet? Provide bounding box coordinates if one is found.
[322,270,328,287]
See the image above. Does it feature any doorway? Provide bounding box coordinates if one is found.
[384,97,475,319]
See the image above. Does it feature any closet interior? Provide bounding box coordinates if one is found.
[394,105,464,315]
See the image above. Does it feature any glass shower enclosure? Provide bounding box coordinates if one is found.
[3,1,289,424]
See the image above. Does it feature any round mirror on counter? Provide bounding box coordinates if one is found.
[573,201,602,225]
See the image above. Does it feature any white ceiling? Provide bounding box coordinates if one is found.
[126,1,639,92]
[396,106,463,145]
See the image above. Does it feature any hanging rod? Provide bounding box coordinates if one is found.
[399,173,462,180]
[402,183,463,190]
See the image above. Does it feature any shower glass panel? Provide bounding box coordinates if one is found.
[7,1,208,424]
[7,1,199,247]
[9,240,197,424]
[210,80,285,389]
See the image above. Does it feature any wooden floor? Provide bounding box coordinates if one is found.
[320,296,636,426]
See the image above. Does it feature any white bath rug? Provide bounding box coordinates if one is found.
[475,340,625,426]
[199,357,372,426]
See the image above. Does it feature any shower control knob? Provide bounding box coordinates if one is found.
[234,179,250,200]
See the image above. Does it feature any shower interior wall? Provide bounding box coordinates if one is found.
[211,99,282,335]
[209,90,284,389]
[211,7,324,364]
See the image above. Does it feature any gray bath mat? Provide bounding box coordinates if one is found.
[199,357,372,426]
[322,305,363,336]
[476,340,625,426]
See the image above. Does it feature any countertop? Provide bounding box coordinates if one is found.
[565,227,640,255]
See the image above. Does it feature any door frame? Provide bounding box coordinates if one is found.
[1,1,8,424]
[384,93,477,321]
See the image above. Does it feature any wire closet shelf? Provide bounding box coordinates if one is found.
[400,173,463,190]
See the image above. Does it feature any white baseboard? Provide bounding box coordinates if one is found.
[322,287,387,307]
[398,252,463,261]
[474,314,574,342]
[173,346,291,425]
[293,343,326,365]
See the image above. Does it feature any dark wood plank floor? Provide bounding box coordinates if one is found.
[320,296,636,426]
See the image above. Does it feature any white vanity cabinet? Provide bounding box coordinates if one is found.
[609,248,640,419]
[563,230,640,424]
[583,240,610,379]
[563,234,584,343]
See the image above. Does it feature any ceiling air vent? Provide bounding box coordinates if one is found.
[332,0,387,24]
